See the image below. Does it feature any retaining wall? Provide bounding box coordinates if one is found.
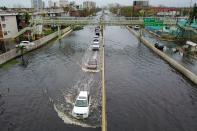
[0,27,72,65]
[127,26,197,85]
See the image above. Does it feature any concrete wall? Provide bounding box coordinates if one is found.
[127,26,197,85]
[0,27,72,65]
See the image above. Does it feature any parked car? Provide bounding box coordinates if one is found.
[16,41,35,49]
[154,42,164,51]
[134,25,140,30]
[85,59,97,69]
[72,91,90,119]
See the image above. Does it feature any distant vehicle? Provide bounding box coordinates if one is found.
[95,27,100,36]
[16,41,35,49]
[72,91,90,119]
[154,42,164,51]
[134,25,140,30]
[93,39,99,44]
[94,35,99,39]
[95,26,100,31]
[95,32,100,36]
[91,43,100,51]
[85,59,97,70]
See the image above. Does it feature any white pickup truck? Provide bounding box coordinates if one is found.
[16,41,35,49]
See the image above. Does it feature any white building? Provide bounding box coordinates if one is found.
[48,0,53,8]
[42,1,45,9]
[0,13,18,39]
[83,1,96,9]
[59,0,69,7]
[31,0,43,11]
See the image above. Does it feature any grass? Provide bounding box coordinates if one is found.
[43,29,55,36]
[0,59,20,69]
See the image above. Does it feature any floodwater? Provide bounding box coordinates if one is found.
[0,26,101,131]
[143,30,197,75]
[104,25,197,131]
[0,12,197,131]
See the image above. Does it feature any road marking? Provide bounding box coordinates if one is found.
[101,25,107,131]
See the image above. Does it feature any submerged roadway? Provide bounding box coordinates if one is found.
[0,12,197,131]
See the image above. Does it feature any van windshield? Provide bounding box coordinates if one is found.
[75,100,88,107]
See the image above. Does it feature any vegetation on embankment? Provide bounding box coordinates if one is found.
[73,26,84,31]
[0,59,20,69]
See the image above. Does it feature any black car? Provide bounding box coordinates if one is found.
[154,42,164,51]
[95,32,100,36]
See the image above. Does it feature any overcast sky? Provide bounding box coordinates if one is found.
[0,0,196,7]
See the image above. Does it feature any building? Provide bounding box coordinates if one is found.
[150,7,180,17]
[31,0,43,11]
[59,0,69,7]
[133,0,149,11]
[42,1,45,9]
[48,0,53,8]
[0,12,18,39]
[83,1,96,9]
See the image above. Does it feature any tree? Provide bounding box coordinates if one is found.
[0,6,8,10]
[22,12,31,23]
[189,3,197,24]
[63,6,70,12]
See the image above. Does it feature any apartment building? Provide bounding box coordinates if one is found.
[83,1,96,9]
[59,0,69,7]
[0,13,18,39]
[31,0,43,11]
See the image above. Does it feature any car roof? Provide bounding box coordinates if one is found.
[89,58,97,62]
[21,41,29,43]
[78,91,88,98]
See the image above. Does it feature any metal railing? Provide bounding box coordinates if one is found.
[12,27,33,39]
[30,16,182,26]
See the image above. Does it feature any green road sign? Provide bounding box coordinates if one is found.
[144,18,164,26]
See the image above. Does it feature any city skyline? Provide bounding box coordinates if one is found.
[0,0,196,8]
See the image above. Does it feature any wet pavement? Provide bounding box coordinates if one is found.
[0,13,197,131]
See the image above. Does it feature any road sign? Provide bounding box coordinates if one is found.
[144,18,164,26]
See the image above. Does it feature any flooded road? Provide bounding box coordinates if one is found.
[0,13,197,131]
[143,32,197,75]
[0,26,101,131]
[105,26,197,131]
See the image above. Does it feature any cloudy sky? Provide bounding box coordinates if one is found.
[0,0,196,7]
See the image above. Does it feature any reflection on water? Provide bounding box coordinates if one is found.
[104,26,197,131]
[0,26,101,131]
[143,30,197,74]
